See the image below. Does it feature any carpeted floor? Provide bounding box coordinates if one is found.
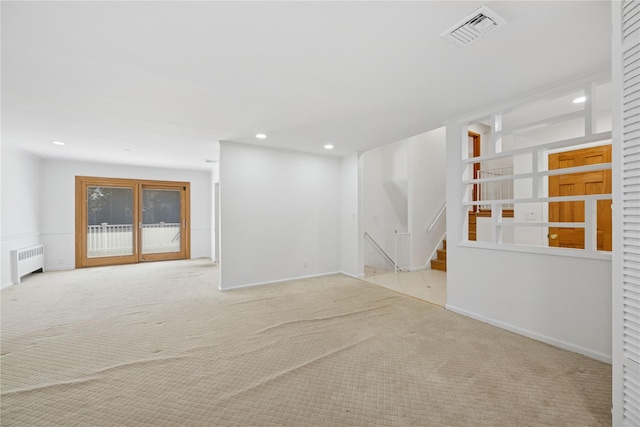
[1,259,611,426]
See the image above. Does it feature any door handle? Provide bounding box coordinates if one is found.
[549,233,558,240]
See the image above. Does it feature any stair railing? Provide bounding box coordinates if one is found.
[427,203,446,232]
[364,232,405,273]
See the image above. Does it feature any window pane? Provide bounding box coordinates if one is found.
[141,189,181,254]
[86,186,134,258]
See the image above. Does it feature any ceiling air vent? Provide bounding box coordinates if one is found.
[441,5,506,47]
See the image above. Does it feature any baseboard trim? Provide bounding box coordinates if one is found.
[1,281,16,290]
[339,271,360,279]
[44,265,74,272]
[219,271,343,291]
[445,304,612,364]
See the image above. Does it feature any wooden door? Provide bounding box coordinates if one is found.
[76,176,190,268]
[548,145,611,250]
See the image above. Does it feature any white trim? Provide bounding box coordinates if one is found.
[611,2,624,424]
[1,232,40,242]
[463,193,611,206]
[445,304,612,364]
[43,265,74,272]
[463,162,612,185]
[461,132,612,164]
[219,271,344,291]
[39,231,74,236]
[339,271,361,279]
[508,221,585,228]
[458,240,612,261]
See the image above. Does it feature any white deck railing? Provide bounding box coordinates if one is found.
[87,223,180,258]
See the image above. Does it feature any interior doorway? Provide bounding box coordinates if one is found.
[75,176,190,268]
[548,144,612,251]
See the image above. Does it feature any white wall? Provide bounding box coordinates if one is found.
[362,129,448,271]
[39,159,212,271]
[218,142,340,289]
[362,140,409,270]
[446,121,612,362]
[339,153,360,278]
[1,146,43,288]
[408,127,447,269]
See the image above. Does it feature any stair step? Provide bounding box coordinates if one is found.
[442,239,447,250]
[437,249,447,261]
[431,259,446,272]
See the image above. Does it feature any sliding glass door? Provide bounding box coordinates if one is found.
[140,185,188,261]
[76,177,190,268]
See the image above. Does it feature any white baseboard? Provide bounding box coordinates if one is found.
[339,271,360,279]
[1,281,15,290]
[44,265,74,272]
[445,304,612,364]
[219,271,343,291]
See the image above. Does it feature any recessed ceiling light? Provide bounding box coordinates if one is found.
[205,159,217,163]
[324,144,334,150]
[256,133,267,139]
[572,96,586,104]
[51,140,66,146]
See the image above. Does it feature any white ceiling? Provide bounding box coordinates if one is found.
[1,1,612,171]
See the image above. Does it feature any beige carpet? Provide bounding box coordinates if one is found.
[1,259,611,426]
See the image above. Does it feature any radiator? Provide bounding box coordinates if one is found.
[11,244,44,284]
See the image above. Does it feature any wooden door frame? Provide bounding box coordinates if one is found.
[75,176,191,268]
[138,182,190,262]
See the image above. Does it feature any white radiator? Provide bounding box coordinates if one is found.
[11,244,44,284]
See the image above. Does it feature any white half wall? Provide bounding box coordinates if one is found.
[1,147,43,288]
[446,121,612,363]
[408,127,446,269]
[219,142,340,289]
[39,159,212,271]
[447,246,612,362]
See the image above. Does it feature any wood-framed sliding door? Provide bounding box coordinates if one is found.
[75,176,190,268]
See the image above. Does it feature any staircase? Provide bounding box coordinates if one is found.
[430,239,447,272]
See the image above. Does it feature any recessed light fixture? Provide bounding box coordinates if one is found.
[205,159,217,163]
[572,96,586,104]
[324,144,334,150]
[51,140,66,146]
[256,133,267,139]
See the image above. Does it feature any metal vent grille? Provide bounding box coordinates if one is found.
[441,5,506,47]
